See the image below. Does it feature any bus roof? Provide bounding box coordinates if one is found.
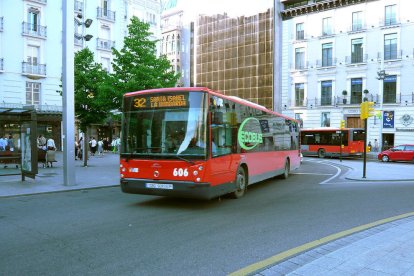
[124,87,297,122]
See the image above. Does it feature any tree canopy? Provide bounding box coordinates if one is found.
[111,16,180,104]
[73,17,179,130]
[74,48,113,131]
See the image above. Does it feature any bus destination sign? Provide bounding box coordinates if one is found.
[133,94,188,109]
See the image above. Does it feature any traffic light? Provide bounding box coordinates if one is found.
[340,119,345,129]
[360,102,368,119]
[367,101,375,117]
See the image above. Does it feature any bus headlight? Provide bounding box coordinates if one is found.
[193,170,198,176]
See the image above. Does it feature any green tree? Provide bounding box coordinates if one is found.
[111,17,180,104]
[74,48,113,131]
[74,48,114,166]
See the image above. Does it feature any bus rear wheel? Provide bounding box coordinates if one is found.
[280,159,290,179]
[230,167,246,199]
[318,149,326,158]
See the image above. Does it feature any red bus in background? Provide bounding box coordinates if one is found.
[300,128,365,158]
[120,87,301,199]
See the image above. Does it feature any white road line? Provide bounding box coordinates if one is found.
[318,162,342,184]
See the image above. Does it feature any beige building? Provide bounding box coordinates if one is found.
[195,10,275,109]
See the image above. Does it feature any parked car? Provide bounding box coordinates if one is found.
[378,144,414,162]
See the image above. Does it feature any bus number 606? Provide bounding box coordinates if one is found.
[173,168,188,177]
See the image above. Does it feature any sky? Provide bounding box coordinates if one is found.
[165,0,273,17]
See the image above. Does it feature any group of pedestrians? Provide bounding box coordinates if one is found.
[75,136,120,160]
[0,134,16,152]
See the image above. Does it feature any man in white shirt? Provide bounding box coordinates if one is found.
[46,138,56,151]
[0,136,6,151]
[90,137,97,156]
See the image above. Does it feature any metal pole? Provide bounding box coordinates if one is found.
[363,118,367,178]
[340,131,342,162]
[378,58,384,153]
[62,0,76,185]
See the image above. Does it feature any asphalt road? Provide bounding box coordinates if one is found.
[1,160,414,275]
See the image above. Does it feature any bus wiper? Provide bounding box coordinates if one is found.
[173,155,195,165]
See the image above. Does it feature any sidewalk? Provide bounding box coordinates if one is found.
[320,152,414,182]
[0,151,120,198]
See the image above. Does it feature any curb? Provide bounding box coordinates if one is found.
[0,184,119,199]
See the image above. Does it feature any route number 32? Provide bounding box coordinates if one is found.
[173,168,188,177]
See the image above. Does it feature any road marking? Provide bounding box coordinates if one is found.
[228,211,414,276]
[291,173,334,176]
[318,162,342,184]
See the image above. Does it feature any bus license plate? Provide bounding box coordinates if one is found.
[145,183,173,190]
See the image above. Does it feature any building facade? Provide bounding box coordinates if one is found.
[280,0,414,150]
[0,0,161,148]
[195,10,275,110]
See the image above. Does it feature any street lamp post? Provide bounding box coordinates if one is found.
[62,0,76,186]
[376,67,388,153]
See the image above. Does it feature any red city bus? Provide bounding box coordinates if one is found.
[120,87,301,199]
[300,128,365,158]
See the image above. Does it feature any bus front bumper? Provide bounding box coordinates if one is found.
[120,178,233,200]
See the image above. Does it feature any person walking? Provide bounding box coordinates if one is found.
[374,139,379,152]
[46,137,56,151]
[78,137,83,160]
[90,137,97,156]
[103,137,109,152]
[45,137,57,168]
[37,134,46,150]
[97,138,104,156]
[75,139,79,160]
[111,137,117,153]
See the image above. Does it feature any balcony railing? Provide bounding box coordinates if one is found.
[348,23,367,33]
[291,61,309,71]
[0,58,4,71]
[26,0,47,4]
[380,17,400,27]
[316,58,337,68]
[350,95,363,105]
[22,62,46,76]
[96,38,115,51]
[292,30,307,41]
[22,22,47,38]
[97,7,116,22]
[378,50,403,61]
[0,17,3,32]
[345,54,368,65]
[294,98,306,107]
[319,29,335,37]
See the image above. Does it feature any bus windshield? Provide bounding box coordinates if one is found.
[122,91,208,159]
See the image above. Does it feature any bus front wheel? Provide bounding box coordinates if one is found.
[318,149,326,158]
[230,167,246,199]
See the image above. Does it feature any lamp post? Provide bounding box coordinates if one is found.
[62,0,75,186]
[376,68,388,153]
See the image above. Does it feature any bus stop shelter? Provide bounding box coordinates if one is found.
[0,106,38,180]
